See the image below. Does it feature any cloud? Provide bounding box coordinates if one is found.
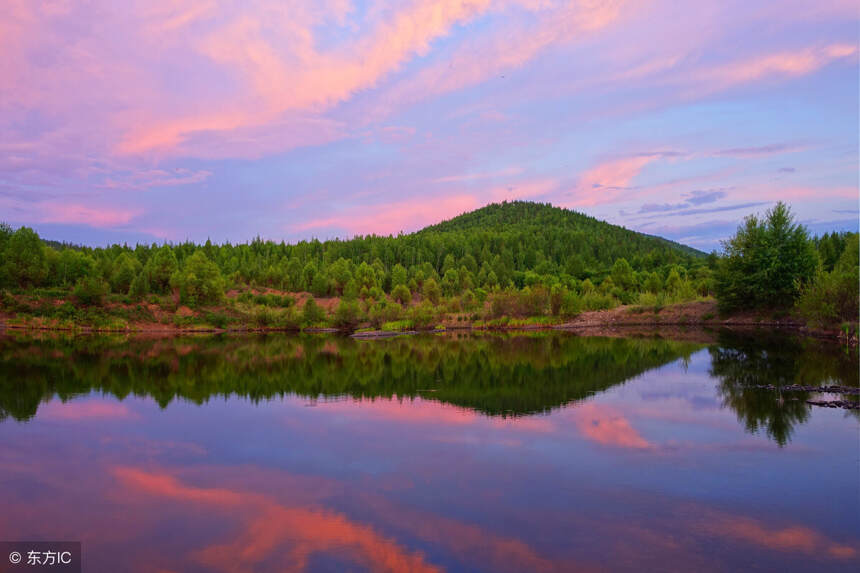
[695,43,858,93]
[434,167,524,184]
[37,203,142,228]
[571,403,653,450]
[113,466,442,573]
[684,189,727,205]
[101,168,212,190]
[703,514,857,559]
[295,194,480,236]
[636,189,730,214]
[713,143,805,158]
[39,400,139,421]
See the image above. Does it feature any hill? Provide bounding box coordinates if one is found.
[418,201,703,273]
[2,201,707,298]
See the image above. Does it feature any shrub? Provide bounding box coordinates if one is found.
[796,235,859,326]
[204,311,231,329]
[333,300,363,329]
[302,297,326,326]
[368,300,402,328]
[409,301,437,329]
[73,276,109,306]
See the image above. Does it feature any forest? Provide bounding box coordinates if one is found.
[0,201,856,333]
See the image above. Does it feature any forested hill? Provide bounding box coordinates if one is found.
[1,200,707,297]
[420,201,704,266]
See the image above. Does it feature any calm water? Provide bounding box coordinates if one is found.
[0,331,857,572]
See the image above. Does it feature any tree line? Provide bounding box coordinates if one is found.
[0,201,855,328]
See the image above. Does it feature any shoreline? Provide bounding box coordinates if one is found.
[2,302,854,345]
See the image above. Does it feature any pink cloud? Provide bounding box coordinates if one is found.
[295,194,480,236]
[314,397,555,433]
[697,43,858,92]
[113,465,443,573]
[40,400,138,421]
[371,0,628,119]
[703,514,857,559]
[38,202,142,228]
[119,1,500,156]
[567,154,662,207]
[570,403,653,450]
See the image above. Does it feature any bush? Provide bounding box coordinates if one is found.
[368,300,402,328]
[560,292,582,318]
[333,300,363,329]
[73,276,109,306]
[204,311,231,329]
[409,301,438,329]
[796,234,859,326]
[302,297,326,326]
[580,291,616,311]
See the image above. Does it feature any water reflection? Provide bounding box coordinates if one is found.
[0,330,857,571]
[0,332,702,421]
[1,330,856,448]
[710,331,859,445]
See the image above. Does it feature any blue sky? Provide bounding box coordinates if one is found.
[1,0,857,250]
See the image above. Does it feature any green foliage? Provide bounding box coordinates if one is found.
[796,233,859,326]
[368,300,403,328]
[391,283,411,305]
[171,251,225,307]
[409,301,438,329]
[333,299,363,329]
[2,227,49,287]
[110,253,141,294]
[147,245,179,294]
[0,202,845,330]
[302,297,326,325]
[129,271,151,299]
[716,202,817,311]
[423,278,441,304]
[73,276,109,306]
[390,263,408,288]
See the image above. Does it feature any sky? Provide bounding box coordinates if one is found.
[1,0,858,251]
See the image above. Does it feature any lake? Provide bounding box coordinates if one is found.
[0,330,857,572]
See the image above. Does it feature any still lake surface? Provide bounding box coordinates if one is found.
[0,330,857,572]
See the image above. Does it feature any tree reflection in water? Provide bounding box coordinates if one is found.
[709,331,858,446]
[1,330,856,446]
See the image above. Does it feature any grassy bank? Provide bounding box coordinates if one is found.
[1,287,854,344]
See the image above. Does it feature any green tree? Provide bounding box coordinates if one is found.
[423,277,441,304]
[716,202,816,311]
[390,263,408,287]
[172,251,225,306]
[3,227,48,287]
[110,253,141,294]
[392,284,412,305]
[129,270,151,299]
[796,233,859,325]
[611,258,635,291]
[148,246,179,294]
